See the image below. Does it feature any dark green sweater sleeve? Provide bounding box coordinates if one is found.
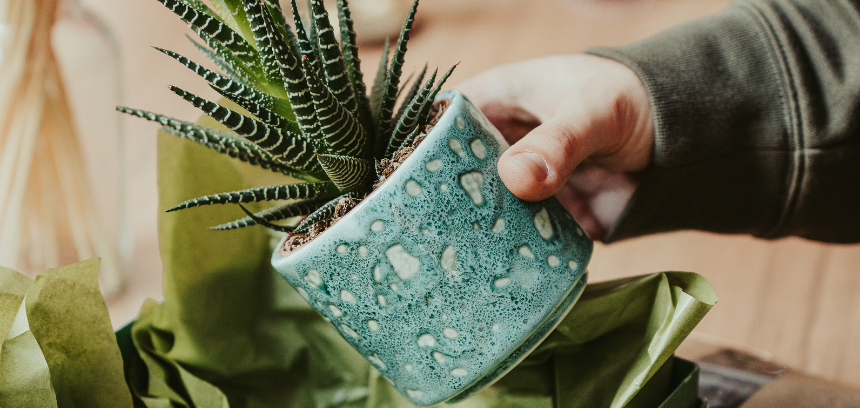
[586,0,860,244]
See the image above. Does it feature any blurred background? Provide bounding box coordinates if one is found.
[3,0,860,392]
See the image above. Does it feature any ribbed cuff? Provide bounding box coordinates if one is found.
[584,2,794,243]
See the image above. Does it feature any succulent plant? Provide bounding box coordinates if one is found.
[119,0,455,233]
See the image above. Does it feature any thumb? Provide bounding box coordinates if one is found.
[497,115,599,201]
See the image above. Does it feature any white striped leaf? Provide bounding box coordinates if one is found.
[171,87,322,174]
[261,4,322,143]
[386,68,436,158]
[336,0,373,133]
[166,181,341,212]
[309,0,357,116]
[374,0,419,158]
[241,0,284,87]
[302,57,368,158]
[155,47,295,122]
[317,154,374,192]
[212,198,328,230]
[394,64,427,125]
[368,38,390,135]
[416,64,457,128]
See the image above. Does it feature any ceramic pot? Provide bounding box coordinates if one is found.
[271,90,593,406]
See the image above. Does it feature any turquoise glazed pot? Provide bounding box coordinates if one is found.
[272,90,593,406]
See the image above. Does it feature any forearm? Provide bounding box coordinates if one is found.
[587,0,860,243]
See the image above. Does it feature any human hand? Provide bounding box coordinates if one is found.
[457,55,654,241]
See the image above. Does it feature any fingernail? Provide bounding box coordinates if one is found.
[509,152,548,182]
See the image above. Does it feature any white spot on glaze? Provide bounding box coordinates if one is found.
[443,327,460,339]
[569,260,578,269]
[470,139,487,159]
[449,138,464,156]
[368,354,386,369]
[405,364,413,371]
[472,222,480,230]
[371,220,385,232]
[417,334,436,348]
[421,228,431,235]
[433,352,447,364]
[305,269,323,287]
[337,244,348,254]
[385,244,420,280]
[425,159,442,172]
[373,264,384,282]
[378,295,388,307]
[459,171,485,206]
[440,183,449,192]
[441,246,457,272]
[455,116,466,129]
[407,389,423,398]
[390,283,399,291]
[383,376,394,385]
[341,324,358,338]
[492,219,505,232]
[405,180,422,197]
[451,368,468,377]
[548,255,560,267]
[358,245,368,257]
[491,323,499,331]
[518,245,535,259]
[368,320,380,332]
[494,277,510,288]
[577,227,583,236]
[534,208,553,240]
[323,317,331,322]
[329,305,343,317]
[340,290,356,303]
[296,287,309,301]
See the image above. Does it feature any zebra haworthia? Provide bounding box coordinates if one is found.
[123,0,456,231]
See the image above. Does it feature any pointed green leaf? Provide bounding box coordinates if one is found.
[336,0,373,132]
[166,181,340,212]
[171,86,322,174]
[294,194,351,233]
[417,63,457,127]
[400,123,421,148]
[225,92,298,131]
[155,47,295,121]
[193,27,262,81]
[157,0,258,68]
[317,154,374,192]
[374,0,419,156]
[160,127,316,180]
[394,64,427,124]
[234,203,295,232]
[208,0,254,43]
[261,4,322,142]
[212,198,326,230]
[386,68,436,157]
[289,0,323,78]
[302,57,368,158]
[116,106,318,180]
[368,37,390,130]
[309,0,357,115]
[186,35,253,85]
[241,0,284,87]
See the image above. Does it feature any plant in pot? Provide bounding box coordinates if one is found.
[119,0,593,405]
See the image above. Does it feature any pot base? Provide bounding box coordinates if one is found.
[272,90,593,406]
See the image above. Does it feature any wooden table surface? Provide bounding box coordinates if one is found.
[85,0,860,389]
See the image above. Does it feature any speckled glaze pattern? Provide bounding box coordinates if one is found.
[272,90,593,406]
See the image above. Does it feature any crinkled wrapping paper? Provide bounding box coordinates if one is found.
[0,260,133,408]
[0,112,716,407]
